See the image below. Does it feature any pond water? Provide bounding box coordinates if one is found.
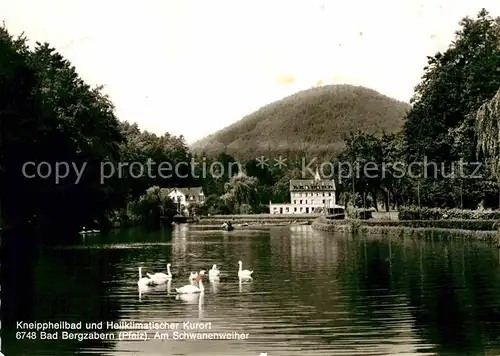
[5,224,500,355]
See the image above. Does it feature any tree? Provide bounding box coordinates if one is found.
[128,186,177,225]
[475,88,500,165]
[403,9,500,208]
[405,9,500,163]
[475,88,500,205]
[187,201,203,217]
[1,26,127,236]
[118,121,194,197]
[201,194,228,215]
[221,171,258,213]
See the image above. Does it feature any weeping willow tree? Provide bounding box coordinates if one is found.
[221,171,258,213]
[475,88,500,205]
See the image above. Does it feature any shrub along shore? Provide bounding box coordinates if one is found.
[312,207,500,245]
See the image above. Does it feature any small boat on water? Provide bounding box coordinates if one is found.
[221,221,234,231]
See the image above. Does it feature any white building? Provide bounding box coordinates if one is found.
[167,187,205,214]
[269,171,342,215]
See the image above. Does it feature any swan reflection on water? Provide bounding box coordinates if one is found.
[175,292,204,305]
[138,285,150,300]
[176,292,205,317]
[209,276,220,294]
[239,276,253,293]
[138,280,172,301]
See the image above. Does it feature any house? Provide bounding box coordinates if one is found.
[167,187,205,214]
[269,170,342,214]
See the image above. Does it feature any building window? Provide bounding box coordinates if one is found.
[322,199,325,203]
[300,200,302,204]
[286,208,289,212]
[294,200,296,204]
[323,192,325,196]
[328,192,332,196]
[311,199,314,204]
[305,200,308,204]
[294,207,297,212]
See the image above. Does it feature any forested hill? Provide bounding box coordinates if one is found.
[191,85,410,159]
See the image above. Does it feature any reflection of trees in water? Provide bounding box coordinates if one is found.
[424,241,500,353]
[4,247,124,355]
[102,225,174,244]
[288,227,337,277]
[336,236,500,354]
[269,228,500,353]
[263,228,418,353]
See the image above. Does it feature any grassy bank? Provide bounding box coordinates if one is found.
[311,217,500,244]
[196,214,318,225]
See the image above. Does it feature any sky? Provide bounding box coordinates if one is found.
[2,1,500,144]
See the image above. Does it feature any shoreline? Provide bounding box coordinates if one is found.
[195,214,318,226]
[189,222,310,231]
[311,216,500,244]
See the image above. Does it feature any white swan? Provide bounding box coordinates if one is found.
[176,270,205,294]
[147,263,172,284]
[238,261,253,278]
[189,271,199,280]
[208,264,220,278]
[137,267,156,287]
